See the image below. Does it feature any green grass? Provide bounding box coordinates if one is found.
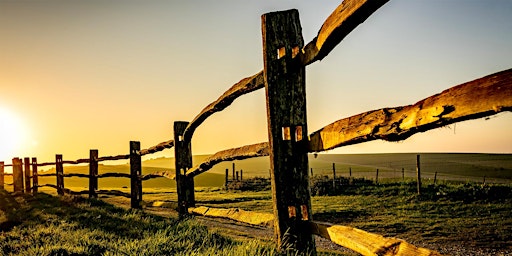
[0,190,278,256]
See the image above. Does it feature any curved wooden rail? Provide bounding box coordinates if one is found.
[186,142,269,178]
[141,171,175,181]
[183,71,264,141]
[308,68,512,152]
[183,0,389,141]
[184,68,512,177]
[140,139,174,156]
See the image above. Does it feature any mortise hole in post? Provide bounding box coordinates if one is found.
[288,206,297,218]
[295,126,303,141]
[178,135,184,142]
[277,47,286,59]
[282,127,291,140]
[300,205,309,220]
[292,46,299,58]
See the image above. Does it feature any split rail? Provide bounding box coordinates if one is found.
[1,0,511,255]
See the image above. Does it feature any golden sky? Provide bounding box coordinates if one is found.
[1,0,511,163]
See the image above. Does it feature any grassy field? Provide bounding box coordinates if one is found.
[1,153,510,254]
[11,153,509,192]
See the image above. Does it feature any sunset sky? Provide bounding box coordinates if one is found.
[1,0,511,164]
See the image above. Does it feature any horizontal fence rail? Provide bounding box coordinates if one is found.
[184,68,512,177]
[1,0,510,255]
[183,0,389,142]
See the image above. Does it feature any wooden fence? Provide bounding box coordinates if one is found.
[2,0,511,255]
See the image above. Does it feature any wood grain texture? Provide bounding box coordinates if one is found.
[191,206,274,227]
[310,221,442,256]
[182,0,388,141]
[309,68,512,152]
[140,139,174,156]
[141,171,175,181]
[185,142,269,177]
[300,0,389,65]
[183,71,264,141]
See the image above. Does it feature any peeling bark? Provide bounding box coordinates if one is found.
[186,142,269,177]
[309,69,512,152]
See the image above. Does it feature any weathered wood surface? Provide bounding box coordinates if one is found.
[23,157,31,193]
[299,0,389,65]
[89,150,98,198]
[97,172,131,179]
[12,158,24,193]
[141,171,175,181]
[190,206,274,227]
[174,121,195,216]
[140,139,174,156]
[263,9,314,253]
[182,0,388,141]
[0,161,4,189]
[130,141,142,209]
[62,173,89,178]
[97,154,130,162]
[309,68,512,152]
[62,158,90,165]
[31,158,38,194]
[310,221,442,256]
[185,142,269,178]
[183,71,265,141]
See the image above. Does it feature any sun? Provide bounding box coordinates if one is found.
[0,107,26,162]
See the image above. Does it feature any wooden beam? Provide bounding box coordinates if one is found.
[263,9,315,254]
[186,142,269,177]
[31,158,38,194]
[310,221,441,256]
[309,68,512,152]
[89,149,98,199]
[191,206,274,227]
[12,158,23,193]
[300,0,389,65]
[56,155,64,195]
[182,0,388,142]
[140,139,174,156]
[174,121,195,217]
[130,141,142,209]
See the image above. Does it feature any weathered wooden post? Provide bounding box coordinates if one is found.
[262,9,315,254]
[56,154,64,195]
[349,167,352,177]
[240,169,243,181]
[402,168,405,181]
[332,163,336,193]
[31,158,38,194]
[434,171,438,185]
[24,157,31,193]
[225,168,229,189]
[12,158,24,193]
[0,161,4,189]
[89,149,99,199]
[130,142,142,209]
[174,121,195,217]
[232,162,236,180]
[236,171,239,181]
[310,167,313,176]
[375,168,379,184]
[416,154,421,195]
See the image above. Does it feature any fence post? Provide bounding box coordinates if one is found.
[416,154,421,195]
[89,149,99,199]
[236,171,239,181]
[225,168,229,189]
[56,154,64,195]
[24,157,31,193]
[240,169,243,181]
[232,162,235,180]
[12,158,24,193]
[174,121,195,217]
[402,168,405,181]
[0,161,4,189]
[130,142,142,209]
[332,163,336,193]
[262,9,315,254]
[434,171,437,185]
[31,158,38,194]
[375,169,379,185]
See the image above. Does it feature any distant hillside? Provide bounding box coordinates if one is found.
[34,153,511,189]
